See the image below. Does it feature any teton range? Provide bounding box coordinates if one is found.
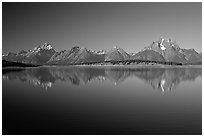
[3,37,202,65]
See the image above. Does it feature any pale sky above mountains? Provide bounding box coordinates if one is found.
[3,2,202,54]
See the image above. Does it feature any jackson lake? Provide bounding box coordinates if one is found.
[2,65,202,135]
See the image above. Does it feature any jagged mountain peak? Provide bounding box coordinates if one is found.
[70,46,81,53]
[3,43,57,65]
[110,46,128,54]
[41,43,53,50]
[112,46,124,51]
[156,37,180,50]
[105,46,130,61]
[32,43,54,53]
[167,38,180,48]
[146,37,181,52]
[139,37,201,64]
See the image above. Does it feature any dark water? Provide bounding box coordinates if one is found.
[2,66,202,135]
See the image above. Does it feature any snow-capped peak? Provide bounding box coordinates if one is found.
[46,44,52,50]
[96,49,106,55]
[41,43,53,50]
[160,38,166,50]
[32,43,53,53]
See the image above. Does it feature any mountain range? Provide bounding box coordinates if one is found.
[2,38,202,65]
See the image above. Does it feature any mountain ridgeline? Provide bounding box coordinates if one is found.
[2,38,202,66]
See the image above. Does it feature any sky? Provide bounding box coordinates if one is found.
[2,2,202,54]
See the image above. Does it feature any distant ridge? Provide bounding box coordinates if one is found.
[2,38,202,65]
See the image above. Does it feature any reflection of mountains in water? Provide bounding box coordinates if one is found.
[3,67,202,92]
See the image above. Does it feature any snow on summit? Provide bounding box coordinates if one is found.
[160,38,166,50]
[41,43,53,50]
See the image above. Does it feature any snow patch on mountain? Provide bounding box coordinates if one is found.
[96,50,106,55]
[41,43,53,50]
[160,38,166,50]
[32,43,54,54]
[45,44,52,50]
[91,49,106,55]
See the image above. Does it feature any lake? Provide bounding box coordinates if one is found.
[2,65,202,135]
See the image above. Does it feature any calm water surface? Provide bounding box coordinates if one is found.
[2,66,202,135]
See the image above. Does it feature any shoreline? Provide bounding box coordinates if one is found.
[2,64,202,69]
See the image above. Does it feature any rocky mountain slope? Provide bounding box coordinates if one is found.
[134,38,201,64]
[3,43,56,65]
[105,46,130,61]
[47,47,105,64]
